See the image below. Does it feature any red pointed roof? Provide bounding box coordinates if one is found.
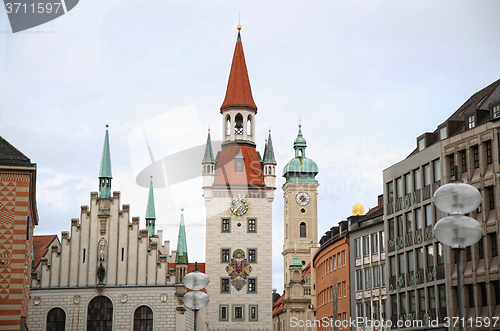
[213,145,265,187]
[220,32,258,113]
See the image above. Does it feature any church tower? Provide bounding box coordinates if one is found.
[282,124,319,285]
[203,25,275,330]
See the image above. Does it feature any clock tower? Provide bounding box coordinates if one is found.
[202,25,275,331]
[282,124,319,285]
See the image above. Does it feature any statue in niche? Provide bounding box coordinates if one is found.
[98,237,107,261]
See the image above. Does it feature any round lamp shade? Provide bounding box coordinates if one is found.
[433,182,482,214]
[183,290,209,310]
[433,215,482,248]
[183,271,209,291]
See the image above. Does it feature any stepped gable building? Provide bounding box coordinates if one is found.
[28,126,204,331]
[312,221,350,331]
[348,196,386,331]
[202,24,276,330]
[0,136,38,331]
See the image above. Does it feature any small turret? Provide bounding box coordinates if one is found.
[98,125,112,199]
[175,208,188,283]
[289,252,303,284]
[145,176,156,237]
[263,130,277,189]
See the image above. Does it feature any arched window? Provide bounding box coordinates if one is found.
[47,307,65,331]
[87,296,113,331]
[226,115,231,136]
[300,222,306,237]
[247,115,252,136]
[235,114,243,135]
[134,306,153,331]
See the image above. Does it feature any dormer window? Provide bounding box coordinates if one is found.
[418,138,425,151]
[440,127,447,140]
[468,115,475,129]
[493,104,500,119]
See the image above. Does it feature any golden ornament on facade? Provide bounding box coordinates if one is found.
[351,203,365,216]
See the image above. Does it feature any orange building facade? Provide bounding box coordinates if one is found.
[0,136,38,331]
[313,221,350,331]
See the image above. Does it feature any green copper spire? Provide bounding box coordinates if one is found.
[202,130,215,164]
[175,208,188,264]
[263,131,277,164]
[145,176,156,236]
[282,123,319,184]
[98,125,113,199]
[289,252,302,268]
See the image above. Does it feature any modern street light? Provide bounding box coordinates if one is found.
[183,262,209,331]
[433,181,482,331]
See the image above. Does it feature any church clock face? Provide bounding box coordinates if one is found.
[229,196,250,217]
[296,192,310,206]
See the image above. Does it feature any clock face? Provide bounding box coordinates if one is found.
[229,196,250,217]
[296,192,310,206]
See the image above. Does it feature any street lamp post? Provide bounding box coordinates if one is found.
[433,181,483,331]
[183,262,209,331]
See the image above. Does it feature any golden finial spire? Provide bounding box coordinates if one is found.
[237,14,241,30]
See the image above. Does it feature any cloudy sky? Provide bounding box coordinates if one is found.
[1,0,499,292]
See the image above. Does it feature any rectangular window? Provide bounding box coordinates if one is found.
[405,173,412,194]
[468,284,474,308]
[428,287,436,310]
[406,211,412,234]
[222,218,230,233]
[415,208,422,230]
[480,282,487,306]
[83,248,86,263]
[371,234,378,253]
[248,278,256,293]
[343,251,346,266]
[418,138,426,151]
[373,266,380,287]
[490,233,498,257]
[249,305,258,321]
[221,248,230,262]
[397,215,403,237]
[247,218,257,232]
[343,281,346,297]
[381,300,387,319]
[427,245,434,267]
[433,159,441,182]
[461,151,467,173]
[221,278,230,293]
[424,204,432,227]
[334,254,337,269]
[248,249,256,263]
[494,104,500,118]
[439,284,446,308]
[381,264,386,286]
[390,256,396,277]
[489,186,495,210]
[338,283,342,298]
[357,303,363,319]
[407,250,415,272]
[355,239,361,258]
[414,168,421,190]
[437,243,444,265]
[409,290,416,313]
[121,247,124,261]
[220,305,229,321]
[380,231,385,252]
[416,247,424,270]
[400,292,407,314]
[474,146,479,169]
[468,114,475,129]
[487,141,492,164]
[365,301,372,320]
[424,164,431,186]
[449,154,455,177]
[478,237,484,259]
[356,270,363,291]
[364,268,372,289]
[398,253,405,274]
[440,126,448,140]
[234,306,243,319]
[337,253,341,268]
[391,294,398,316]
[387,182,394,202]
[396,177,403,198]
[373,300,380,320]
[494,280,500,305]
[389,219,395,240]
[466,246,472,261]
[418,288,425,311]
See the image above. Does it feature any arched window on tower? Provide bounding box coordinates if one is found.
[133,306,153,331]
[247,115,252,136]
[87,296,113,331]
[226,115,231,136]
[235,114,243,135]
[46,307,66,331]
[300,222,306,238]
